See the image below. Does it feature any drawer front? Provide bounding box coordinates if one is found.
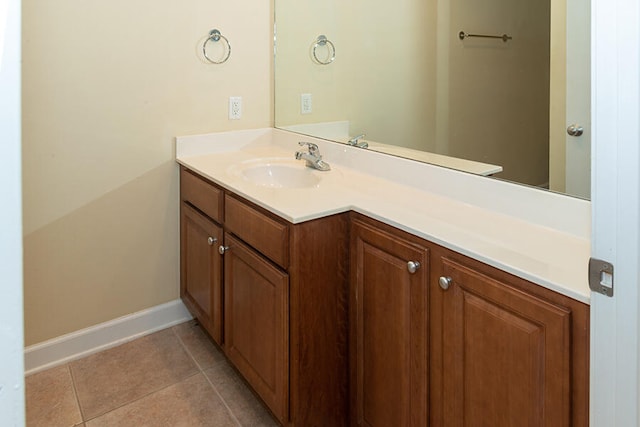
[181,167,223,223]
[224,195,289,269]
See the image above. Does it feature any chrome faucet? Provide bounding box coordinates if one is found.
[295,142,331,171]
[347,133,368,149]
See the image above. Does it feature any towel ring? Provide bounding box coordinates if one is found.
[203,29,231,64]
[312,35,335,65]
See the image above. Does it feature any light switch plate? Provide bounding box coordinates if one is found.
[301,93,312,114]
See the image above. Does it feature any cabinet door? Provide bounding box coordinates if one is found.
[437,257,572,427]
[351,219,429,427]
[223,233,289,425]
[180,203,223,344]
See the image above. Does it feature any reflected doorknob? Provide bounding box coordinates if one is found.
[567,124,584,137]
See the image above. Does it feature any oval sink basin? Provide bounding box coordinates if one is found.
[243,164,320,188]
[231,158,322,189]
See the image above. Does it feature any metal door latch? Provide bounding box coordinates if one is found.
[589,258,614,297]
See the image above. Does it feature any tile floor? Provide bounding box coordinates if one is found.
[25,320,279,427]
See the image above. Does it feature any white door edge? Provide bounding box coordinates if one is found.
[590,0,640,425]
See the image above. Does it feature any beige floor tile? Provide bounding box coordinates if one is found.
[85,373,237,427]
[70,328,199,420]
[204,362,278,427]
[26,364,82,427]
[172,320,226,370]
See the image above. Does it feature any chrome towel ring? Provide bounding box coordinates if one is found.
[312,35,335,65]
[203,29,231,64]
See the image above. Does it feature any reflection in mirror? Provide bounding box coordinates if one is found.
[274,0,590,199]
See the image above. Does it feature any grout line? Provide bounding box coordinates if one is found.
[66,323,203,424]
[80,371,204,424]
[61,319,275,426]
[172,322,243,426]
[172,321,205,372]
[202,366,243,427]
[67,363,86,423]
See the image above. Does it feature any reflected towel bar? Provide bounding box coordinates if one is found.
[459,31,512,43]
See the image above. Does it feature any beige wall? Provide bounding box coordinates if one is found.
[274,0,438,151]
[275,0,552,186]
[22,0,272,346]
[548,0,567,193]
[274,0,347,126]
[446,0,550,186]
[344,0,437,151]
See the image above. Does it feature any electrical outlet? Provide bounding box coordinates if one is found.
[229,96,242,120]
[301,93,312,114]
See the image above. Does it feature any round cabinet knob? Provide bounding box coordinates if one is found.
[407,261,421,274]
[438,276,452,290]
[567,124,584,137]
[218,245,229,255]
[207,237,217,246]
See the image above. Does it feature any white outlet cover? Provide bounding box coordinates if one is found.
[229,96,242,120]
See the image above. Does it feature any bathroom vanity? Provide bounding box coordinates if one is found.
[350,213,588,426]
[177,128,590,426]
[181,166,349,426]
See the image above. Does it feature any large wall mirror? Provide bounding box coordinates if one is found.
[274,0,591,199]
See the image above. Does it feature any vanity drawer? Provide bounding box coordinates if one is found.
[224,194,289,269]
[181,167,224,224]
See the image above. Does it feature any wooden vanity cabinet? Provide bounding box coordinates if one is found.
[180,173,224,345]
[220,194,291,424]
[223,193,350,426]
[180,167,350,427]
[223,233,289,423]
[350,217,429,427]
[429,246,590,427]
[350,213,590,427]
[181,167,589,427]
[287,209,350,427]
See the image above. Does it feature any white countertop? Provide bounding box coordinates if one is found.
[176,128,591,304]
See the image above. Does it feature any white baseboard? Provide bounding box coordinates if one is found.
[24,299,193,376]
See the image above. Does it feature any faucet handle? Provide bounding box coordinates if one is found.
[298,141,319,153]
[348,133,366,145]
[295,141,330,171]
